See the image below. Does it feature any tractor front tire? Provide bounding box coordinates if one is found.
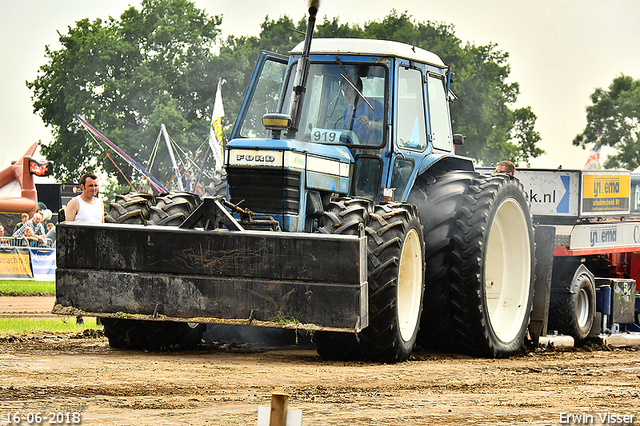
[314,198,372,361]
[358,203,425,363]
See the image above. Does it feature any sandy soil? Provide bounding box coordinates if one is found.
[1,297,640,425]
[0,296,55,318]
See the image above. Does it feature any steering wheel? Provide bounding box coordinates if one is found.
[333,115,352,129]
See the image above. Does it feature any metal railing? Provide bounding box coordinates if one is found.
[0,236,54,248]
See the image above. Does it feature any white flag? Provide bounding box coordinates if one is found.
[209,79,225,170]
[583,134,602,170]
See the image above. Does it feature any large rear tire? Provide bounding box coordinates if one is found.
[408,172,477,352]
[409,171,534,357]
[450,174,535,357]
[358,203,425,363]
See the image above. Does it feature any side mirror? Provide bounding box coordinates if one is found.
[453,134,465,145]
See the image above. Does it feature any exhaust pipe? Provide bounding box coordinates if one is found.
[286,1,320,138]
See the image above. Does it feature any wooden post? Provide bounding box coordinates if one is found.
[269,392,290,426]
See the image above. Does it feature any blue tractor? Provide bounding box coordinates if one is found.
[55,5,535,363]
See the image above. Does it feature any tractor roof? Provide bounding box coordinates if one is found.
[290,38,446,68]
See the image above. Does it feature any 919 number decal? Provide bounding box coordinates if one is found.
[311,128,341,143]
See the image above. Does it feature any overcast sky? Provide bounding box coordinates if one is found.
[1,0,639,172]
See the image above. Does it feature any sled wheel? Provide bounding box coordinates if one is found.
[314,197,372,361]
[141,321,205,351]
[105,192,154,225]
[450,174,535,357]
[148,192,200,226]
[358,203,425,363]
[100,318,146,349]
[549,265,596,342]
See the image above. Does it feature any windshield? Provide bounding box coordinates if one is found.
[281,62,387,146]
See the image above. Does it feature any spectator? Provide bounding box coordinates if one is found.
[0,225,8,246]
[64,172,104,328]
[65,172,104,223]
[21,226,41,247]
[13,212,46,245]
[5,218,14,235]
[20,213,28,226]
[45,223,56,247]
[495,160,516,176]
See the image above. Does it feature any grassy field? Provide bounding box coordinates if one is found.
[0,279,102,334]
[0,317,102,335]
[0,317,102,336]
[0,279,55,296]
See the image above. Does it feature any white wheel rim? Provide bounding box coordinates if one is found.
[398,228,423,342]
[484,198,532,343]
[576,286,590,329]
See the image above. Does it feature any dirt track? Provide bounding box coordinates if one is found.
[1,297,640,425]
[0,296,55,318]
[0,331,639,425]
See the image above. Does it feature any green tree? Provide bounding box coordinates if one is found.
[28,0,222,186]
[573,74,640,170]
[238,10,542,165]
[31,4,543,185]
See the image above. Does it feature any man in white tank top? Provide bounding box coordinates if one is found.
[65,172,104,223]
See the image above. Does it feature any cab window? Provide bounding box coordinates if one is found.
[427,74,452,151]
[396,67,427,151]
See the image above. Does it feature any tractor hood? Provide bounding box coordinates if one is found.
[227,137,353,174]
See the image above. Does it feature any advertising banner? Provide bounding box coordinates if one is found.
[0,247,33,279]
[581,171,630,215]
[29,248,56,281]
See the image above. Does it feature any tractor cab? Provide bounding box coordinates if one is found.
[226,39,463,232]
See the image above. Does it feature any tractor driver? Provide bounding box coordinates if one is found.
[341,77,384,144]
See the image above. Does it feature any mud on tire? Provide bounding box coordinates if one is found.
[105,192,154,225]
